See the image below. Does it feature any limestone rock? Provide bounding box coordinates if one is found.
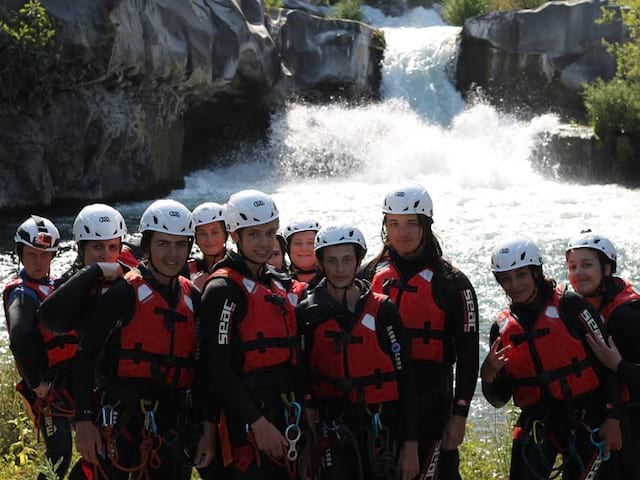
[456,0,626,119]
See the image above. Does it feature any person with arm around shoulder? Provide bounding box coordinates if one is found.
[566,230,640,478]
[37,203,129,335]
[73,199,215,479]
[482,236,622,480]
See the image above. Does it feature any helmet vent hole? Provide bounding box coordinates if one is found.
[413,201,420,208]
[84,225,91,234]
[520,252,526,261]
[239,213,248,221]
[153,216,159,225]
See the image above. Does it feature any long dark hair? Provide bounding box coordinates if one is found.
[364,214,445,278]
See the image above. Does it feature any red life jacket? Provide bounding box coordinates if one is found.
[371,261,446,363]
[599,278,640,323]
[598,278,640,403]
[118,245,140,269]
[211,267,297,374]
[289,280,308,306]
[308,291,399,406]
[116,276,197,388]
[3,278,78,368]
[187,259,201,281]
[498,290,600,408]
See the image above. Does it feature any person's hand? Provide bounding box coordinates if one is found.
[587,334,622,372]
[399,440,419,480]
[250,416,288,461]
[97,262,124,282]
[193,421,216,468]
[442,415,466,450]
[598,417,622,456]
[192,271,209,292]
[33,382,51,399]
[75,421,104,465]
[481,337,511,382]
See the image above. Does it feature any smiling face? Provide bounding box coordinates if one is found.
[289,230,317,271]
[82,238,122,264]
[320,244,358,289]
[495,266,537,305]
[195,221,226,257]
[20,245,54,280]
[148,231,191,281]
[232,219,279,266]
[566,248,610,297]
[385,213,423,257]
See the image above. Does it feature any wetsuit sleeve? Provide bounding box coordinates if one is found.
[444,272,480,417]
[377,299,418,442]
[190,287,218,422]
[561,291,622,419]
[608,303,640,386]
[38,264,104,333]
[200,278,263,426]
[481,321,513,408]
[73,280,135,422]
[6,288,46,388]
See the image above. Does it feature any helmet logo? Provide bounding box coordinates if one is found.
[253,200,265,207]
[395,192,405,197]
[35,233,53,248]
[169,211,181,217]
[98,216,110,223]
[500,248,510,254]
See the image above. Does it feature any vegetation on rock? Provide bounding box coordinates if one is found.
[584,0,640,162]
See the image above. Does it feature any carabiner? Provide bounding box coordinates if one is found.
[589,428,611,461]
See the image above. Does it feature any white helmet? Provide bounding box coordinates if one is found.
[15,215,60,252]
[382,183,433,218]
[566,230,617,271]
[139,199,194,236]
[192,202,225,227]
[314,225,367,258]
[73,203,127,242]
[224,190,279,233]
[491,236,543,273]
[283,218,321,241]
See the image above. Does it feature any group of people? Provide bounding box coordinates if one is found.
[2,182,639,480]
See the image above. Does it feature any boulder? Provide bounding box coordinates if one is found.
[269,9,385,100]
[532,124,640,185]
[456,0,627,119]
[0,0,384,211]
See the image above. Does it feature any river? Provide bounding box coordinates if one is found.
[1,6,639,423]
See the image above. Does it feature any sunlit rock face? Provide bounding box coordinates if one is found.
[0,0,383,211]
[456,0,627,120]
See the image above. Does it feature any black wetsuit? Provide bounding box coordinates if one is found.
[71,264,210,480]
[297,278,418,480]
[4,270,75,480]
[200,251,299,480]
[38,263,122,335]
[595,276,640,478]
[363,251,480,480]
[482,288,622,480]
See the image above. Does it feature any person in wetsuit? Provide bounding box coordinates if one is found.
[482,236,623,480]
[362,183,479,480]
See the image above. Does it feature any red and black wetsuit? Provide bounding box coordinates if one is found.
[71,264,210,480]
[364,250,479,480]
[592,276,640,478]
[200,251,299,480]
[3,270,77,480]
[482,287,622,480]
[297,278,418,480]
